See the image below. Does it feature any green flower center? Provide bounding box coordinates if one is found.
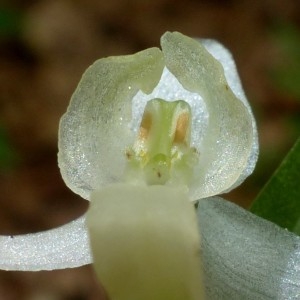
[125,99,198,185]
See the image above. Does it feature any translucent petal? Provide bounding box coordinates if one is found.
[0,215,92,271]
[58,48,164,200]
[200,39,259,192]
[198,197,300,299]
[161,32,255,199]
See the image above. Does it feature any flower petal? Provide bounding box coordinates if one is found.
[200,39,259,192]
[198,197,300,299]
[0,215,91,271]
[161,32,256,199]
[58,48,164,200]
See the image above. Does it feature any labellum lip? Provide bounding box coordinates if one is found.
[87,184,205,300]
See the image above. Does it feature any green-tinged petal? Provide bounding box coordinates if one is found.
[161,32,255,199]
[200,39,258,192]
[86,184,205,300]
[198,197,300,299]
[58,48,164,200]
[0,216,92,271]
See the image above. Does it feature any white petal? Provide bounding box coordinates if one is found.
[200,39,259,192]
[0,215,92,271]
[58,48,164,200]
[198,197,300,299]
[161,32,256,199]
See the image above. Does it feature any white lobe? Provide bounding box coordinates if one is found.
[0,215,92,271]
[200,39,259,192]
[58,48,164,200]
[161,32,256,199]
[198,197,300,299]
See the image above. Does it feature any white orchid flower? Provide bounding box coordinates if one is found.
[1,32,299,299]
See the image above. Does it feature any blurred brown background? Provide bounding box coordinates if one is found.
[0,0,299,299]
